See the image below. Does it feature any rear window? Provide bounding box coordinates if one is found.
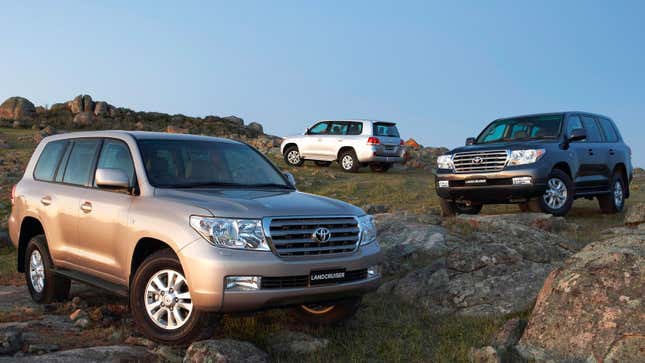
[62,140,101,186]
[373,123,400,137]
[33,141,67,181]
[581,116,602,142]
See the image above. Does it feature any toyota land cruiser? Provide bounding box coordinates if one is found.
[281,120,405,172]
[8,131,382,344]
[435,112,633,216]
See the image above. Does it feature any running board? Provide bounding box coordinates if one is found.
[54,268,129,297]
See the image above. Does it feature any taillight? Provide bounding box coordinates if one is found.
[367,137,380,145]
[11,185,16,205]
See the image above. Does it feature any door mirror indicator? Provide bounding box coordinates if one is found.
[465,137,475,146]
[568,128,587,142]
[95,168,130,189]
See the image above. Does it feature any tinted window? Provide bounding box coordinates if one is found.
[329,122,348,135]
[598,118,618,142]
[138,140,290,188]
[62,140,100,186]
[347,122,363,135]
[308,122,329,135]
[95,140,135,186]
[566,115,583,137]
[476,114,562,144]
[373,123,400,137]
[581,116,602,142]
[34,141,67,181]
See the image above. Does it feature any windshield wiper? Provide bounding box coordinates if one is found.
[243,183,293,189]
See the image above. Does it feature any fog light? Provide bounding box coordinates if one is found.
[367,265,381,278]
[225,276,261,291]
[438,180,449,188]
[512,176,533,185]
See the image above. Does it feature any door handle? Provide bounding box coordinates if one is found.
[587,148,594,156]
[40,196,52,206]
[609,149,615,156]
[80,201,93,213]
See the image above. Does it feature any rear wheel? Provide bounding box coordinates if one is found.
[339,150,360,173]
[370,163,392,173]
[538,169,574,216]
[292,297,361,326]
[598,174,625,213]
[283,146,304,167]
[314,161,332,167]
[130,249,214,345]
[25,235,71,304]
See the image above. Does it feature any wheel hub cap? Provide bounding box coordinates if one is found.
[614,181,623,207]
[287,151,300,164]
[342,155,353,169]
[543,177,567,210]
[145,269,193,330]
[29,250,45,293]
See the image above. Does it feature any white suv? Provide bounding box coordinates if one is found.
[281,120,405,172]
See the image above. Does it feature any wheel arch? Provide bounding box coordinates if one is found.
[17,216,45,273]
[552,161,572,179]
[613,163,630,198]
[337,146,357,161]
[129,237,177,286]
[282,142,298,155]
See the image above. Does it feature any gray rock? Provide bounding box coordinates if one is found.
[469,346,500,363]
[625,202,645,225]
[27,343,60,354]
[183,339,268,363]
[268,330,329,354]
[72,112,94,126]
[0,97,36,120]
[0,328,23,355]
[247,122,263,135]
[0,345,156,362]
[73,317,91,329]
[93,101,109,116]
[223,115,244,125]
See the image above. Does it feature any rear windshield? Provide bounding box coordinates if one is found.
[373,123,400,137]
[476,114,563,144]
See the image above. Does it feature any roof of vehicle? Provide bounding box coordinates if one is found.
[315,119,396,124]
[495,111,613,121]
[42,130,242,144]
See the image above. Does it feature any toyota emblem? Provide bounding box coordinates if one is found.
[312,227,332,243]
[472,156,484,164]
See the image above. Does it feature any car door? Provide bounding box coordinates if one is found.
[77,139,136,284]
[580,115,609,189]
[597,117,621,181]
[322,121,349,158]
[300,122,329,158]
[567,114,607,190]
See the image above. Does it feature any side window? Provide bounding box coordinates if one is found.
[566,115,583,138]
[62,140,101,186]
[33,141,67,181]
[308,122,329,135]
[347,122,363,135]
[581,116,602,142]
[598,118,618,142]
[95,140,135,186]
[328,122,348,135]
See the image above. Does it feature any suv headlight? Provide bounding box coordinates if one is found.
[508,149,546,166]
[357,215,377,245]
[190,216,270,251]
[437,154,454,170]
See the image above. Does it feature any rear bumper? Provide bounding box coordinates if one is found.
[179,239,383,312]
[356,146,405,163]
[435,166,548,203]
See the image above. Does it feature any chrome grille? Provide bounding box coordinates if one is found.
[452,150,509,173]
[265,217,360,257]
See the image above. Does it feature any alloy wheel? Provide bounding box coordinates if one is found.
[29,250,45,293]
[543,177,567,210]
[287,150,301,164]
[341,155,354,170]
[613,180,624,207]
[144,269,193,330]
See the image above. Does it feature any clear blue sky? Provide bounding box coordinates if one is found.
[1,1,643,165]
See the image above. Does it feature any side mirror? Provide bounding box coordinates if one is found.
[95,168,130,189]
[568,128,587,142]
[283,172,296,188]
[465,137,475,146]
[304,128,310,135]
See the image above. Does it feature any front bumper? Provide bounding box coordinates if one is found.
[435,165,548,203]
[179,239,382,312]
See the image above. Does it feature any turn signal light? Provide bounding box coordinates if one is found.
[399,139,405,146]
[367,137,380,145]
[11,185,16,205]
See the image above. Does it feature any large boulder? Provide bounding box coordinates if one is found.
[0,97,36,120]
[72,112,95,126]
[268,330,329,354]
[377,213,577,316]
[517,234,644,362]
[625,202,645,226]
[184,339,268,363]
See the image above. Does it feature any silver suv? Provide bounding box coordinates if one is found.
[8,131,382,344]
[281,120,405,172]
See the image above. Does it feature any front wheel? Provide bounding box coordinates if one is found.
[598,174,625,213]
[292,297,361,326]
[25,235,71,304]
[283,146,305,167]
[130,249,214,345]
[538,169,574,216]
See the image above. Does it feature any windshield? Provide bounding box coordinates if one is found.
[138,139,291,188]
[476,114,563,144]
[373,122,400,137]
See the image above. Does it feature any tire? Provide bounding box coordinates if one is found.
[339,150,360,173]
[370,163,392,173]
[25,235,71,304]
[283,146,304,167]
[439,198,456,217]
[314,161,332,167]
[130,249,214,345]
[538,169,575,216]
[292,297,362,326]
[519,199,541,212]
[598,173,625,214]
[454,203,483,215]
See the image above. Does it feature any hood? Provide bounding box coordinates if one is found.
[450,139,558,154]
[155,188,365,218]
